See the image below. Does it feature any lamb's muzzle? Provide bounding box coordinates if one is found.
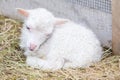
[29,43,37,51]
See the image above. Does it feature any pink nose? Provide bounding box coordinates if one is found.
[29,43,37,51]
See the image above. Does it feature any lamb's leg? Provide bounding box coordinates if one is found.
[26,56,65,70]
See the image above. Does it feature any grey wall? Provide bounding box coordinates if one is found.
[0,0,112,47]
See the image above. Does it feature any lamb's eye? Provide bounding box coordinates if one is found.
[26,26,30,30]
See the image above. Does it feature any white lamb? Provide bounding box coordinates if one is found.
[17,8,103,70]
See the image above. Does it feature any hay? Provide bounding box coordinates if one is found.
[0,15,120,80]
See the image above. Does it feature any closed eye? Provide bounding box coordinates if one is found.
[26,26,30,30]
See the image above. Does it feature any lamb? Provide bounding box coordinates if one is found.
[17,8,103,70]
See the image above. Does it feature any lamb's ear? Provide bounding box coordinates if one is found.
[54,18,69,25]
[16,8,29,17]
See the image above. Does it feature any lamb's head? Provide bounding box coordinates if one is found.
[17,8,68,51]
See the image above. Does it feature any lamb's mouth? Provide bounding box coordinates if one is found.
[38,36,51,49]
[28,36,51,51]
[38,28,55,49]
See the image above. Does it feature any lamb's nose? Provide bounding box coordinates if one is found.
[29,43,37,51]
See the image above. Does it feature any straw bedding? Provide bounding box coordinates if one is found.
[0,15,120,80]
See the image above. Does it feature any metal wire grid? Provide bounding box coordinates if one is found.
[67,0,111,13]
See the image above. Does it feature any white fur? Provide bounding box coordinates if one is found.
[19,8,103,70]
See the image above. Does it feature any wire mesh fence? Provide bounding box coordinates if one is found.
[68,0,111,13]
